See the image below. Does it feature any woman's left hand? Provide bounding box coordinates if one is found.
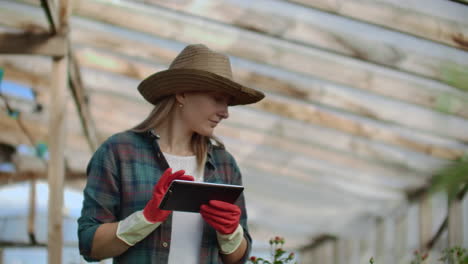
[200,200,241,234]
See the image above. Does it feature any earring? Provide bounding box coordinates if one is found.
[179,104,183,108]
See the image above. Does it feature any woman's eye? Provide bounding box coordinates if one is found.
[211,94,229,105]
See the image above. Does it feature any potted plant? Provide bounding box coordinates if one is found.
[248,236,297,264]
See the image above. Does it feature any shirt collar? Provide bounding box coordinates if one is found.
[145,129,216,168]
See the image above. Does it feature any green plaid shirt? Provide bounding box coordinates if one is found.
[78,130,252,263]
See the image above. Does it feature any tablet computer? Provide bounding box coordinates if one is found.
[159,180,244,213]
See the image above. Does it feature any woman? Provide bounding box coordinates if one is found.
[78,44,265,263]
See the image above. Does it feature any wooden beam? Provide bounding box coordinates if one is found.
[47,0,71,259]
[87,85,445,176]
[0,1,50,31]
[374,217,386,263]
[300,234,337,252]
[48,55,68,264]
[2,63,462,195]
[0,241,77,247]
[4,55,466,169]
[27,179,37,244]
[243,167,391,229]
[2,60,461,176]
[0,100,420,202]
[68,51,100,151]
[0,170,85,186]
[0,93,413,202]
[144,0,468,90]
[3,0,468,122]
[0,99,92,176]
[68,0,468,116]
[0,115,406,206]
[215,124,424,190]
[419,194,432,250]
[252,93,468,150]
[74,47,163,80]
[103,93,453,174]
[0,32,66,56]
[86,93,412,200]
[40,0,58,34]
[395,211,408,261]
[448,199,463,247]
[284,0,468,50]
[0,58,50,91]
[0,58,100,153]
[5,0,467,119]
[0,241,47,248]
[0,106,89,151]
[227,139,406,201]
[73,46,468,147]
[72,47,468,162]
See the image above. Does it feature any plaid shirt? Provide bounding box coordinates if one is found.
[78,130,252,263]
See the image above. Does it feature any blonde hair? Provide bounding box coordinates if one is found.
[132,95,223,171]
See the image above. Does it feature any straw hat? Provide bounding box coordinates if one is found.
[137,44,265,106]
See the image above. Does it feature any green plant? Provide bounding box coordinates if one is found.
[248,236,297,264]
[430,158,468,201]
[369,246,467,264]
[439,246,468,264]
[410,250,429,264]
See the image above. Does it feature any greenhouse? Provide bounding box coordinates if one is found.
[0,0,467,263]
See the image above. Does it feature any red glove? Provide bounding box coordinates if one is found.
[200,200,241,235]
[143,168,194,223]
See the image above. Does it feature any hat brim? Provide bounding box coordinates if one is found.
[137,69,265,106]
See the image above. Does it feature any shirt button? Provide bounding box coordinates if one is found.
[162,242,168,248]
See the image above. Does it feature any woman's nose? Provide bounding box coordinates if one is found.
[218,106,229,119]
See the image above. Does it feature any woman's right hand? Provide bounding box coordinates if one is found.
[143,168,194,223]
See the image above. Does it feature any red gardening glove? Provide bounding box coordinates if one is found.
[200,200,241,235]
[143,168,194,223]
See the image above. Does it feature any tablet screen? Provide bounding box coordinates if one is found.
[159,180,244,213]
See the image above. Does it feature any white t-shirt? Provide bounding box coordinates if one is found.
[163,152,204,264]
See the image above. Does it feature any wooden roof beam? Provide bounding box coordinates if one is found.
[2,61,464,174]
[0,109,406,202]
[0,169,85,186]
[143,0,468,89]
[0,32,66,56]
[0,60,100,155]
[71,47,468,147]
[68,52,100,151]
[0,90,421,197]
[93,91,421,196]
[283,0,468,50]
[87,89,444,179]
[226,138,408,201]
[5,50,466,165]
[75,54,468,161]
[68,0,468,116]
[39,0,58,34]
[2,1,468,118]
[47,0,70,254]
[0,2,99,153]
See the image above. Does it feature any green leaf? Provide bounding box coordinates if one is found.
[429,160,468,201]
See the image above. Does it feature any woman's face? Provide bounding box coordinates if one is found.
[177,91,231,136]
